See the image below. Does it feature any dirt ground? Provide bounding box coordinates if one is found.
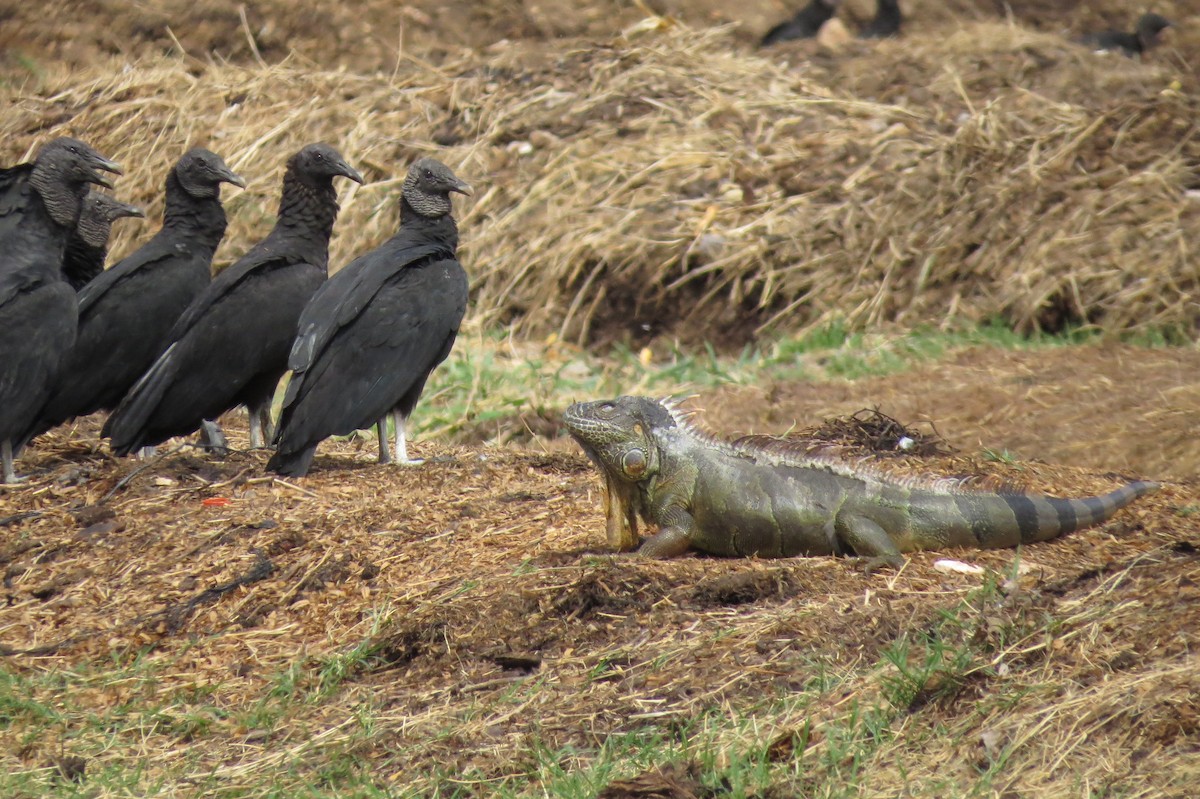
[1,343,1197,794]
[703,342,1200,480]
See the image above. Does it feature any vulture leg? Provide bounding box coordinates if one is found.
[247,402,272,449]
[2,440,24,484]
[199,420,229,454]
[137,445,157,460]
[248,410,262,449]
[256,404,274,446]
[394,409,424,466]
[376,417,392,465]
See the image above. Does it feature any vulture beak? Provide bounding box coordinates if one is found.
[336,160,366,185]
[93,155,123,175]
[219,167,247,189]
[117,201,146,219]
[90,171,117,190]
[88,155,123,189]
[449,177,472,197]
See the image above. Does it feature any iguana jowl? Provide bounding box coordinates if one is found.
[562,396,1159,562]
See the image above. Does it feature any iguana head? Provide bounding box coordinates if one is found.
[562,396,674,481]
[562,396,675,551]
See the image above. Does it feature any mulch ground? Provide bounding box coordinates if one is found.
[0,344,1197,794]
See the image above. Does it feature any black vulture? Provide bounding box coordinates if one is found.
[1081,13,1172,57]
[21,149,243,451]
[859,0,901,39]
[761,0,839,46]
[62,191,144,290]
[267,157,470,477]
[103,143,363,456]
[0,137,122,483]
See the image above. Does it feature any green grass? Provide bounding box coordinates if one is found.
[412,320,1161,443]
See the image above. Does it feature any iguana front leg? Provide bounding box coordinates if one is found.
[835,512,905,570]
[638,503,695,558]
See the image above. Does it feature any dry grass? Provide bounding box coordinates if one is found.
[0,425,1196,796]
[3,18,1198,347]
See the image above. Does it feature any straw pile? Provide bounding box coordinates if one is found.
[2,15,1197,347]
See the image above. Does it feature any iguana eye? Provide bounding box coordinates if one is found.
[622,448,647,478]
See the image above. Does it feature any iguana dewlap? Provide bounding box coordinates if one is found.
[562,396,1159,561]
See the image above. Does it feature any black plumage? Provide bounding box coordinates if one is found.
[760,0,839,46]
[0,137,121,483]
[1081,13,1172,57]
[21,149,243,450]
[859,0,901,39]
[267,157,471,477]
[103,143,363,456]
[62,192,144,290]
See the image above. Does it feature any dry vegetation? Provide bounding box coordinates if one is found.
[1,0,1200,797]
[2,2,1200,345]
[1,377,1198,797]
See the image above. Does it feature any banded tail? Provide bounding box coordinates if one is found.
[947,480,1161,549]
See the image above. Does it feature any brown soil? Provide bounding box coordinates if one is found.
[702,342,1200,480]
[1,344,1197,794]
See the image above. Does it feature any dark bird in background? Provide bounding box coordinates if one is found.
[267,157,471,478]
[62,192,144,290]
[1080,13,1172,57]
[21,149,243,452]
[859,0,901,39]
[103,143,363,456]
[0,137,121,483]
[761,0,839,46]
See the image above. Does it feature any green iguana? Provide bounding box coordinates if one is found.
[562,396,1159,562]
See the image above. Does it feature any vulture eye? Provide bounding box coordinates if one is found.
[622,449,647,478]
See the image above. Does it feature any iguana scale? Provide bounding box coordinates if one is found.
[562,396,1159,562]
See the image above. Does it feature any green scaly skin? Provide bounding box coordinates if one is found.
[562,396,1160,564]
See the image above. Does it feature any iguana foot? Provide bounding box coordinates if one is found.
[858,554,906,574]
[637,526,692,558]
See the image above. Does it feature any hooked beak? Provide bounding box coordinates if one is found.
[88,156,123,189]
[336,160,365,185]
[118,202,146,219]
[89,170,116,190]
[219,167,247,189]
[449,177,472,197]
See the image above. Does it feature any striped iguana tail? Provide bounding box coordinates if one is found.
[944,479,1160,548]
